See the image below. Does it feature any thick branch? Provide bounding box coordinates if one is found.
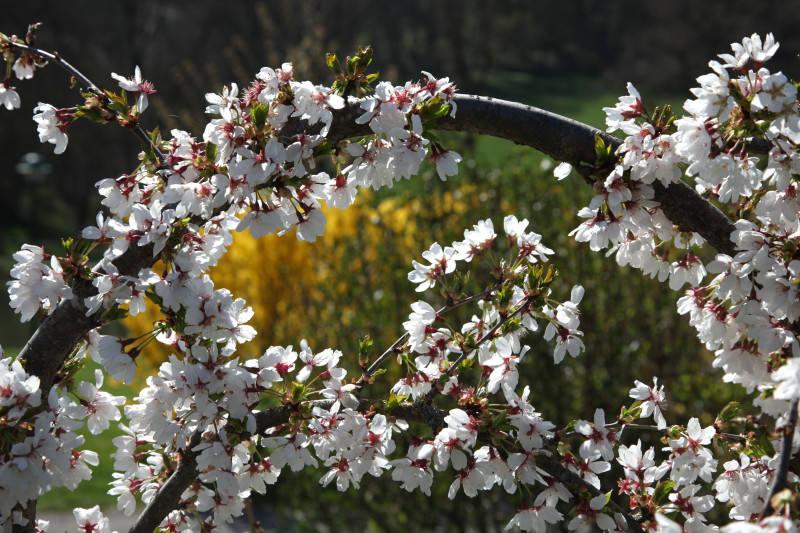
[324,95,738,256]
[130,399,435,533]
[432,96,738,256]
[19,242,157,394]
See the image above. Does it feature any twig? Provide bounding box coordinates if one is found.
[562,421,748,442]
[360,284,501,381]
[758,398,799,520]
[361,332,409,380]
[3,38,164,161]
[442,295,532,378]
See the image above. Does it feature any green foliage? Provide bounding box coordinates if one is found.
[328,46,379,98]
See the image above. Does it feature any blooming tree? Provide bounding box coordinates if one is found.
[1,23,799,533]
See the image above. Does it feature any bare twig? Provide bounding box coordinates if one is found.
[563,421,748,443]
[442,295,532,379]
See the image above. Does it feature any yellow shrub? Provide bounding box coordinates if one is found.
[123,184,482,365]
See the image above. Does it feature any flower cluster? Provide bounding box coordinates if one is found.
[0,350,125,521]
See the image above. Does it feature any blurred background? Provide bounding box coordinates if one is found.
[4,1,800,531]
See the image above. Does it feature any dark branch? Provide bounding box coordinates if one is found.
[432,96,738,256]
[19,242,158,395]
[759,398,799,520]
[322,95,739,256]
[130,399,433,533]
[3,39,164,161]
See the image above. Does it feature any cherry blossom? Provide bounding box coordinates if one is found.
[111,65,156,113]
[0,80,20,110]
[4,29,800,533]
[629,377,667,429]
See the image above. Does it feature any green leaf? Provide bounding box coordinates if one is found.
[103,306,129,322]
[205,141,218,161]
[62,237,74,255]
[290,382,306,403]
[452,271,469,294]
[145,291,163,307]
[386,393,407,411]
[619,403,643,421]
[325,53,342,76]
[458,358,475,371]
[594,134,612,164]
[148,126,162,146]
[652,480,676,502]
[492,411,508,430]
[251,102,269,130]
[716,401,740,424]
[346,55,358,76]
[750,432,776,457]
[359,334,373,356]
[355,46,373,72]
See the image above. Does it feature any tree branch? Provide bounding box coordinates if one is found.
[323,95,739,256]
[2,38,164,161]
[433,96,738,256]
[758,398,799,520]
[19,242,158,395]
[129,397,643,533]
[129,399,437,533]
[359,283,501,383]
